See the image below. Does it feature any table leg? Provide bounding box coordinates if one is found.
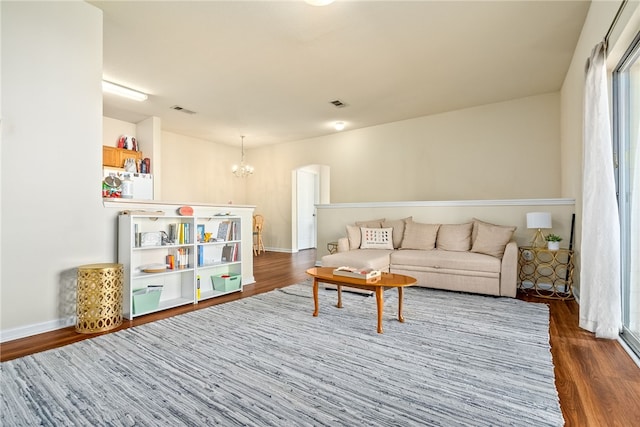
[398,287,405,323]
[336,285,343,308]
[313,278,319,317]
[375,287,384,334]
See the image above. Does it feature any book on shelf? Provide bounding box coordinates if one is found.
[197,246,204,267]
[216,220,239,242]
[169,223,191,245]
[333,266,381,280]
[217,221,230,241]
[174,247,189,269]
[221,244,233,262]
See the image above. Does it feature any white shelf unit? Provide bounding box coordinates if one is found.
[119,214,196,319]
[195,215,243,301]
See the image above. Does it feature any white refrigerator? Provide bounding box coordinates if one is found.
[103,167,154,200]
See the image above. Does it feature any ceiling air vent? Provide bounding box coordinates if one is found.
[170,105,197,115]
[329,99,347,108]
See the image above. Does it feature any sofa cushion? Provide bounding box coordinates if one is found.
[346,224,362,250]
[382,217,412,249]
[437,222,473,251]
[322,249,393,271]
[400,221,440,250]
[471,221,516,258]
[360,227,394,249]
[391,249,501,273]
[346,219,386,249]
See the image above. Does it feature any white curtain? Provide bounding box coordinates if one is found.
[579,41,622,339]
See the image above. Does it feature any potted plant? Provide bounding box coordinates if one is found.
[545,234,563,250]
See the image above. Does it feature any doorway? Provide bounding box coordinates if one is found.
[292,165,330,253]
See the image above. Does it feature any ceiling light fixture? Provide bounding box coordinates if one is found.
[232,136,254,178]
[102,80,148,101]
[305,0,335,6]
[334,121,345,131]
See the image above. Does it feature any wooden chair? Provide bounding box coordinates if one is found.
[253,214,265,255]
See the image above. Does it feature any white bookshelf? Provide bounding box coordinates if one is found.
[118,212,246,319]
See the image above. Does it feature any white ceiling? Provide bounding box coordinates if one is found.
[91,0,591,147]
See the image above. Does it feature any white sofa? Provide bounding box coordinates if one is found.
[321,217,518,298]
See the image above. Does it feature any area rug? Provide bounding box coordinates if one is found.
[1,283,563,426]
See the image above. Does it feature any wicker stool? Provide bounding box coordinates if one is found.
[76,263,123,334]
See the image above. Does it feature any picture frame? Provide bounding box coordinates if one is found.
[197,224,205,242]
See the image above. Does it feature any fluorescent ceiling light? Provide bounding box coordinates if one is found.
[102,80,148,101]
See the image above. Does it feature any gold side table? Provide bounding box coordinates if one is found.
[518,246,574,300]
[76,263,123,333]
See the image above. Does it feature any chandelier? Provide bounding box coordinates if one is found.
[232,135,254,178]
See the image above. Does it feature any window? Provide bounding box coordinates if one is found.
[613,30,640,357]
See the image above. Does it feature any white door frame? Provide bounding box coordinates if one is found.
[291,165,330,253]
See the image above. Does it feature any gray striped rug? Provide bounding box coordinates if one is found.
[1,283,563,426]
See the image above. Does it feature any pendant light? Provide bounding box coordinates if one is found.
[232,136,254,178]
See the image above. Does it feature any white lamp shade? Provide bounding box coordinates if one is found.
[526,212,552,229]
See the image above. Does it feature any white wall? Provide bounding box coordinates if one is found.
[161,131,248,205]
[243,93,562,251]
[1,2,107,339]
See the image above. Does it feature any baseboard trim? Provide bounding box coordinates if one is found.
[1,317,75,343]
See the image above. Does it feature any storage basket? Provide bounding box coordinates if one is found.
[211,273,241,292]
[132,288,162,314]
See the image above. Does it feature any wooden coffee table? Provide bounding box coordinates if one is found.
[306,267,417,333]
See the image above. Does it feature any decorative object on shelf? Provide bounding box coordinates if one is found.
[177,206,194,216]
[518,246,574,299]
[545,234,563,250]
[76,263,123,333]
[232,135,254,178]
[118,135,137,151]
[526,212,552,248]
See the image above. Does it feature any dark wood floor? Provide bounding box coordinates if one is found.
[2,250,639,426]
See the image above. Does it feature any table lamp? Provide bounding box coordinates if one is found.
[526,212,552,248]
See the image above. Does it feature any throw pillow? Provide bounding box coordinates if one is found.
[470,222,516,258]
[360,227,394,250]
[346,224,362,250]
[437,222,473,251]
[382,217,412,249]
[472,218,508,243]
[400,221,440,250]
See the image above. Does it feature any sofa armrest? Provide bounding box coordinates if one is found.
[337,237,350,252]
[500,240,518,297]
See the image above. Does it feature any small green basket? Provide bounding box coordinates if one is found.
[211,273,241,292]
[132,288,162,314]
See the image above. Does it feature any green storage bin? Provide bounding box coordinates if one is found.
[211,273,241,292]
[132,288,162,314]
